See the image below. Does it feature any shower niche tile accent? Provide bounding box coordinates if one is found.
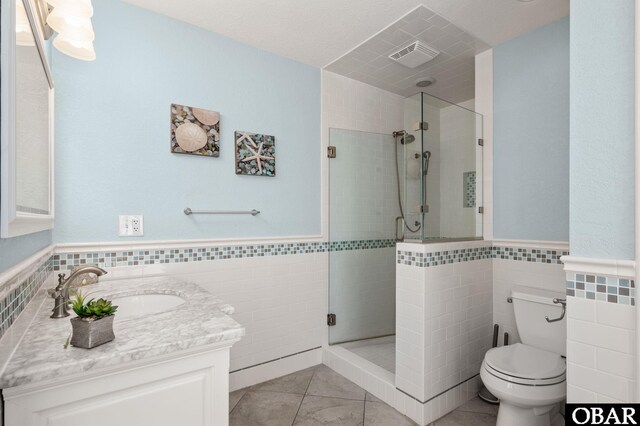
[170,104,220,157]
[234,131,276,176]
[463,171,476,208]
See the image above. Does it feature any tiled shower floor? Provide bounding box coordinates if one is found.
[339,335,396,373]
[229,364,498,425]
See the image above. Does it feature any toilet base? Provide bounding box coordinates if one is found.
[497,402,553,426]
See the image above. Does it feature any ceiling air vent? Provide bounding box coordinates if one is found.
[389,41,440,69]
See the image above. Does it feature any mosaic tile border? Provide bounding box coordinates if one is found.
[0,258,52,341]
[493,246,569,264]
[52,242,568,273]
[328,239,396,252]
[397,246,570,267]
[52,239,398,271]
[2,240,571,340]
[397,247,492,267]
[566,272,635,305]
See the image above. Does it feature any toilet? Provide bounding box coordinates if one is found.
[480,286,567,426]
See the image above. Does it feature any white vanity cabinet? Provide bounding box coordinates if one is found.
[3,342,237,426]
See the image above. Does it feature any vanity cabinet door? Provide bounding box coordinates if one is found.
[3,345,232,426]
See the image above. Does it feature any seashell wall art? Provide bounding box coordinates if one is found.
[235,131,276,177]
[171,103,220,157]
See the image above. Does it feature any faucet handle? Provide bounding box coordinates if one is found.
[47,288,60,299]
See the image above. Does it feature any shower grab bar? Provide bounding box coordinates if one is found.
[184,208,260,216]
[545,298,566,323]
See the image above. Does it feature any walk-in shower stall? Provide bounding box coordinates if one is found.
[328,92,483,372]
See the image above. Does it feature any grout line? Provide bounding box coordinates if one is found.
[362,397,366,425]
[247,388,307,396]
[229,346,321,374]
[303,394,368,402]
[291,364,317,425]
[228,388,248,416]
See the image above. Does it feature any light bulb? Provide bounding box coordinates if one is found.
[53,33,95,61]
[47,0,93,17]
[47,8,94,41]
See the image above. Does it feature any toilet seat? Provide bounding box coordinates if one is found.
[484,343,566,386]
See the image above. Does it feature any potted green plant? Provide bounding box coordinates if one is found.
[69,292,118,349]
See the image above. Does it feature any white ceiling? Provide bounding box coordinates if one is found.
[123,0,569,69]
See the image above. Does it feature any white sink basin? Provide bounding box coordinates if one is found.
[111,294,186,319]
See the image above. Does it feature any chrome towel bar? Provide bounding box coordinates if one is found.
[184,208,260,216]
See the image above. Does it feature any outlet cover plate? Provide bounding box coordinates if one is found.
[119,215,144,237]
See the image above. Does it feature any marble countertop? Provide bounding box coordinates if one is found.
[0,276,245,389]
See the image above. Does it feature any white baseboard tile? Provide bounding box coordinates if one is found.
[229,347,322,392]
[423,375,481,425]
[322,346,479,426]
[322,345,425,423]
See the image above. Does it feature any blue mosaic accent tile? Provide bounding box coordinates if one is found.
[53,243,326,270]
[0,257,52,341]
[398,245,569,267]
[492,246,568,264]
[52,240,398,271]
[567,272,635,305]
[397,246,493,267]
[328,239,396,252]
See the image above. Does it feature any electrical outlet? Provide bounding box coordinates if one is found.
[119,215,144,237]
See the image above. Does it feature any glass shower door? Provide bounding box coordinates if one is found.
[328,128,399,344]
[401,92,483,241]
[420,93,483,240]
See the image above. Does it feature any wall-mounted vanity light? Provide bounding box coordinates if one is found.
[39,0,96,61]
[47,0,95,60]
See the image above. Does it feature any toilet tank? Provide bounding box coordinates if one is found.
[511,286,567,356]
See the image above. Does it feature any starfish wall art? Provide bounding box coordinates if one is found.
[234,131,276,177]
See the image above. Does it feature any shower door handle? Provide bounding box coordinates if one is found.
[395,216,404,242]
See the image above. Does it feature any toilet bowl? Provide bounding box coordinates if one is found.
[481,343,566,426]
[481,287,567,426]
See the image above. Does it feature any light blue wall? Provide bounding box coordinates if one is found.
[493,17,570,242]
[52,0,321,243]
[0,231,51,272]
[570,0,635,260]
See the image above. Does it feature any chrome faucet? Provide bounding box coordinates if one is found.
[49,265,107,318]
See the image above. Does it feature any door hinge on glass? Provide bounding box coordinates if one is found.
[478,206,484,214]
[478,138,484,146]
[421,205,429,213]
[327,313,336,326]
[413,122,429,131]
[327,146,336,158]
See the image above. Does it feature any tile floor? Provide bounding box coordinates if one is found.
[339,336,396,373]
[229,364,498,425]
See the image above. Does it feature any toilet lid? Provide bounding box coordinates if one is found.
[485,343,565,382]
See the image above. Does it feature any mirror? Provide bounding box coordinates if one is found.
[1,0,55,237]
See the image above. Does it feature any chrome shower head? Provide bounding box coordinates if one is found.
[402,134,416,145]
[393,130,415,145]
